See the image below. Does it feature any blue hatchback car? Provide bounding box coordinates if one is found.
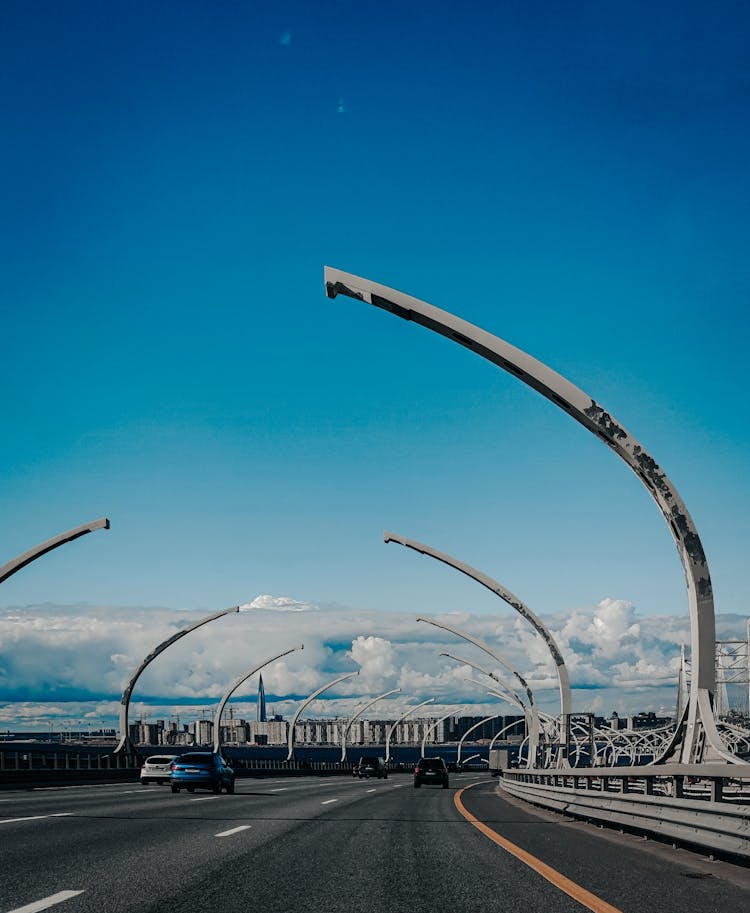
[170,752,235,794]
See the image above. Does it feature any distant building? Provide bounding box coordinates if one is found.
[258,674,267,722]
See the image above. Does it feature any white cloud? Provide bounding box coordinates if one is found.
[0,597,747,729]
[240,594,318,612]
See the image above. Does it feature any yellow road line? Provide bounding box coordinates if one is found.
[454,784,624,913]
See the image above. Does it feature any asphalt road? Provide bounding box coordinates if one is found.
[0,773,748,913]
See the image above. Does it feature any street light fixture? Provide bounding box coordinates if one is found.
[326,266,732,764]
[213,644,304,754]
[115,605,240,754]
[0,517,110,585]
[419,616,541,767]
[340,688,401,763]
[385,698,434,763]
[286,671,359,762]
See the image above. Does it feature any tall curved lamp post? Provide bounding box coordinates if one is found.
[457,714,501,765]
[489,718,529,751]
[385,698,434,762]
[115,605,240,754]
[0,517,110,585]
[420,707,466,758]
[419,616,541,767]
[340,688,401,763]
[213,644,304,754]
[286,671,359,762]
[385,531,571,746]
[326,267,733,764]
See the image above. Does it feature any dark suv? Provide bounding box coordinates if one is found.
[170,752,235,794]
[354,756,388,779]
[414,757,449,788]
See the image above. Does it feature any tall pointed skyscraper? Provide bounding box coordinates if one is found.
[257,674,267,722]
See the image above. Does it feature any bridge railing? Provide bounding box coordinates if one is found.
[499,762,750,860]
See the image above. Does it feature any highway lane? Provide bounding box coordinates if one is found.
[0,774,748,913]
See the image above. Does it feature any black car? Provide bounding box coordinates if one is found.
[414,757,449,788]
[170,752,235,794]
[354,756,388,779]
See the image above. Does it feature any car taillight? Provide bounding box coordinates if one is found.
[170,762,176,770]
[414,766,419,774]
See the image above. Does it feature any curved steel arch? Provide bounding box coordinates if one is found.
[419,616,540,766]
[213,644,303,754]
[420,706,465,758]
[116,605,240,754]
[286,671,358,761]
[340,688,401,763]
[326,266,733,764]
[385,698,434,762]
[457,713,501,764]
[386,530,571,721]
[0,518,110,585]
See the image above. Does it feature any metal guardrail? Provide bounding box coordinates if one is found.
[499,763,750,860]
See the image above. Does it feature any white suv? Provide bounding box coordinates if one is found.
[140,755,178,785]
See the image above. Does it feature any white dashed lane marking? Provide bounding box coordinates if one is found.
[0,813,73,825]
[321,798,338,805]
[6,889,84,913]
[215,825,252,837]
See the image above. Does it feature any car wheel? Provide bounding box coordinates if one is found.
[171,785,179,793]
[141,779,149,786]
[187,786,195,793]
[414,781,421,788]
[226,781,235,794]
[443,781,449,789]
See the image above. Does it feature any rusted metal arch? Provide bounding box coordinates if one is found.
[325,267,734,765]
[213,644,303,754]
[385,531,572,722]
[286,671,358,762]
[340,688,401,763]
[419,616,541,767]
[0,518,110,585]
[116,605,240,754]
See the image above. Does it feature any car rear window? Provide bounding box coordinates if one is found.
[147,756,174,764]
[420,759,444,770]
[177,753,212,764]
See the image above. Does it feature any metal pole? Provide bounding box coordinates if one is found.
[1,518,110,584]
[385,532,572,724]
[214,645,304,754]
[420,707,466,758]
[325,267,734,764]
[340,688,401,763]
[419,616,541,767]
[286,671,358,762]
[115,605,240,754]
[385,699,434,762]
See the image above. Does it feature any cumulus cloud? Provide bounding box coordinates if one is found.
[240,594,318,612]
[1,597,747,729]
[348,635,396,684]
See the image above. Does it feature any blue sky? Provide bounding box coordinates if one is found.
[2,3,749,723]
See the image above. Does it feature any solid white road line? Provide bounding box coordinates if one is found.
[0,813,73,825]
[6,890,84,913]
[215,825,252,837]
[321,799,338,805]
[366,788,376,793]
[269,788,288,792]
